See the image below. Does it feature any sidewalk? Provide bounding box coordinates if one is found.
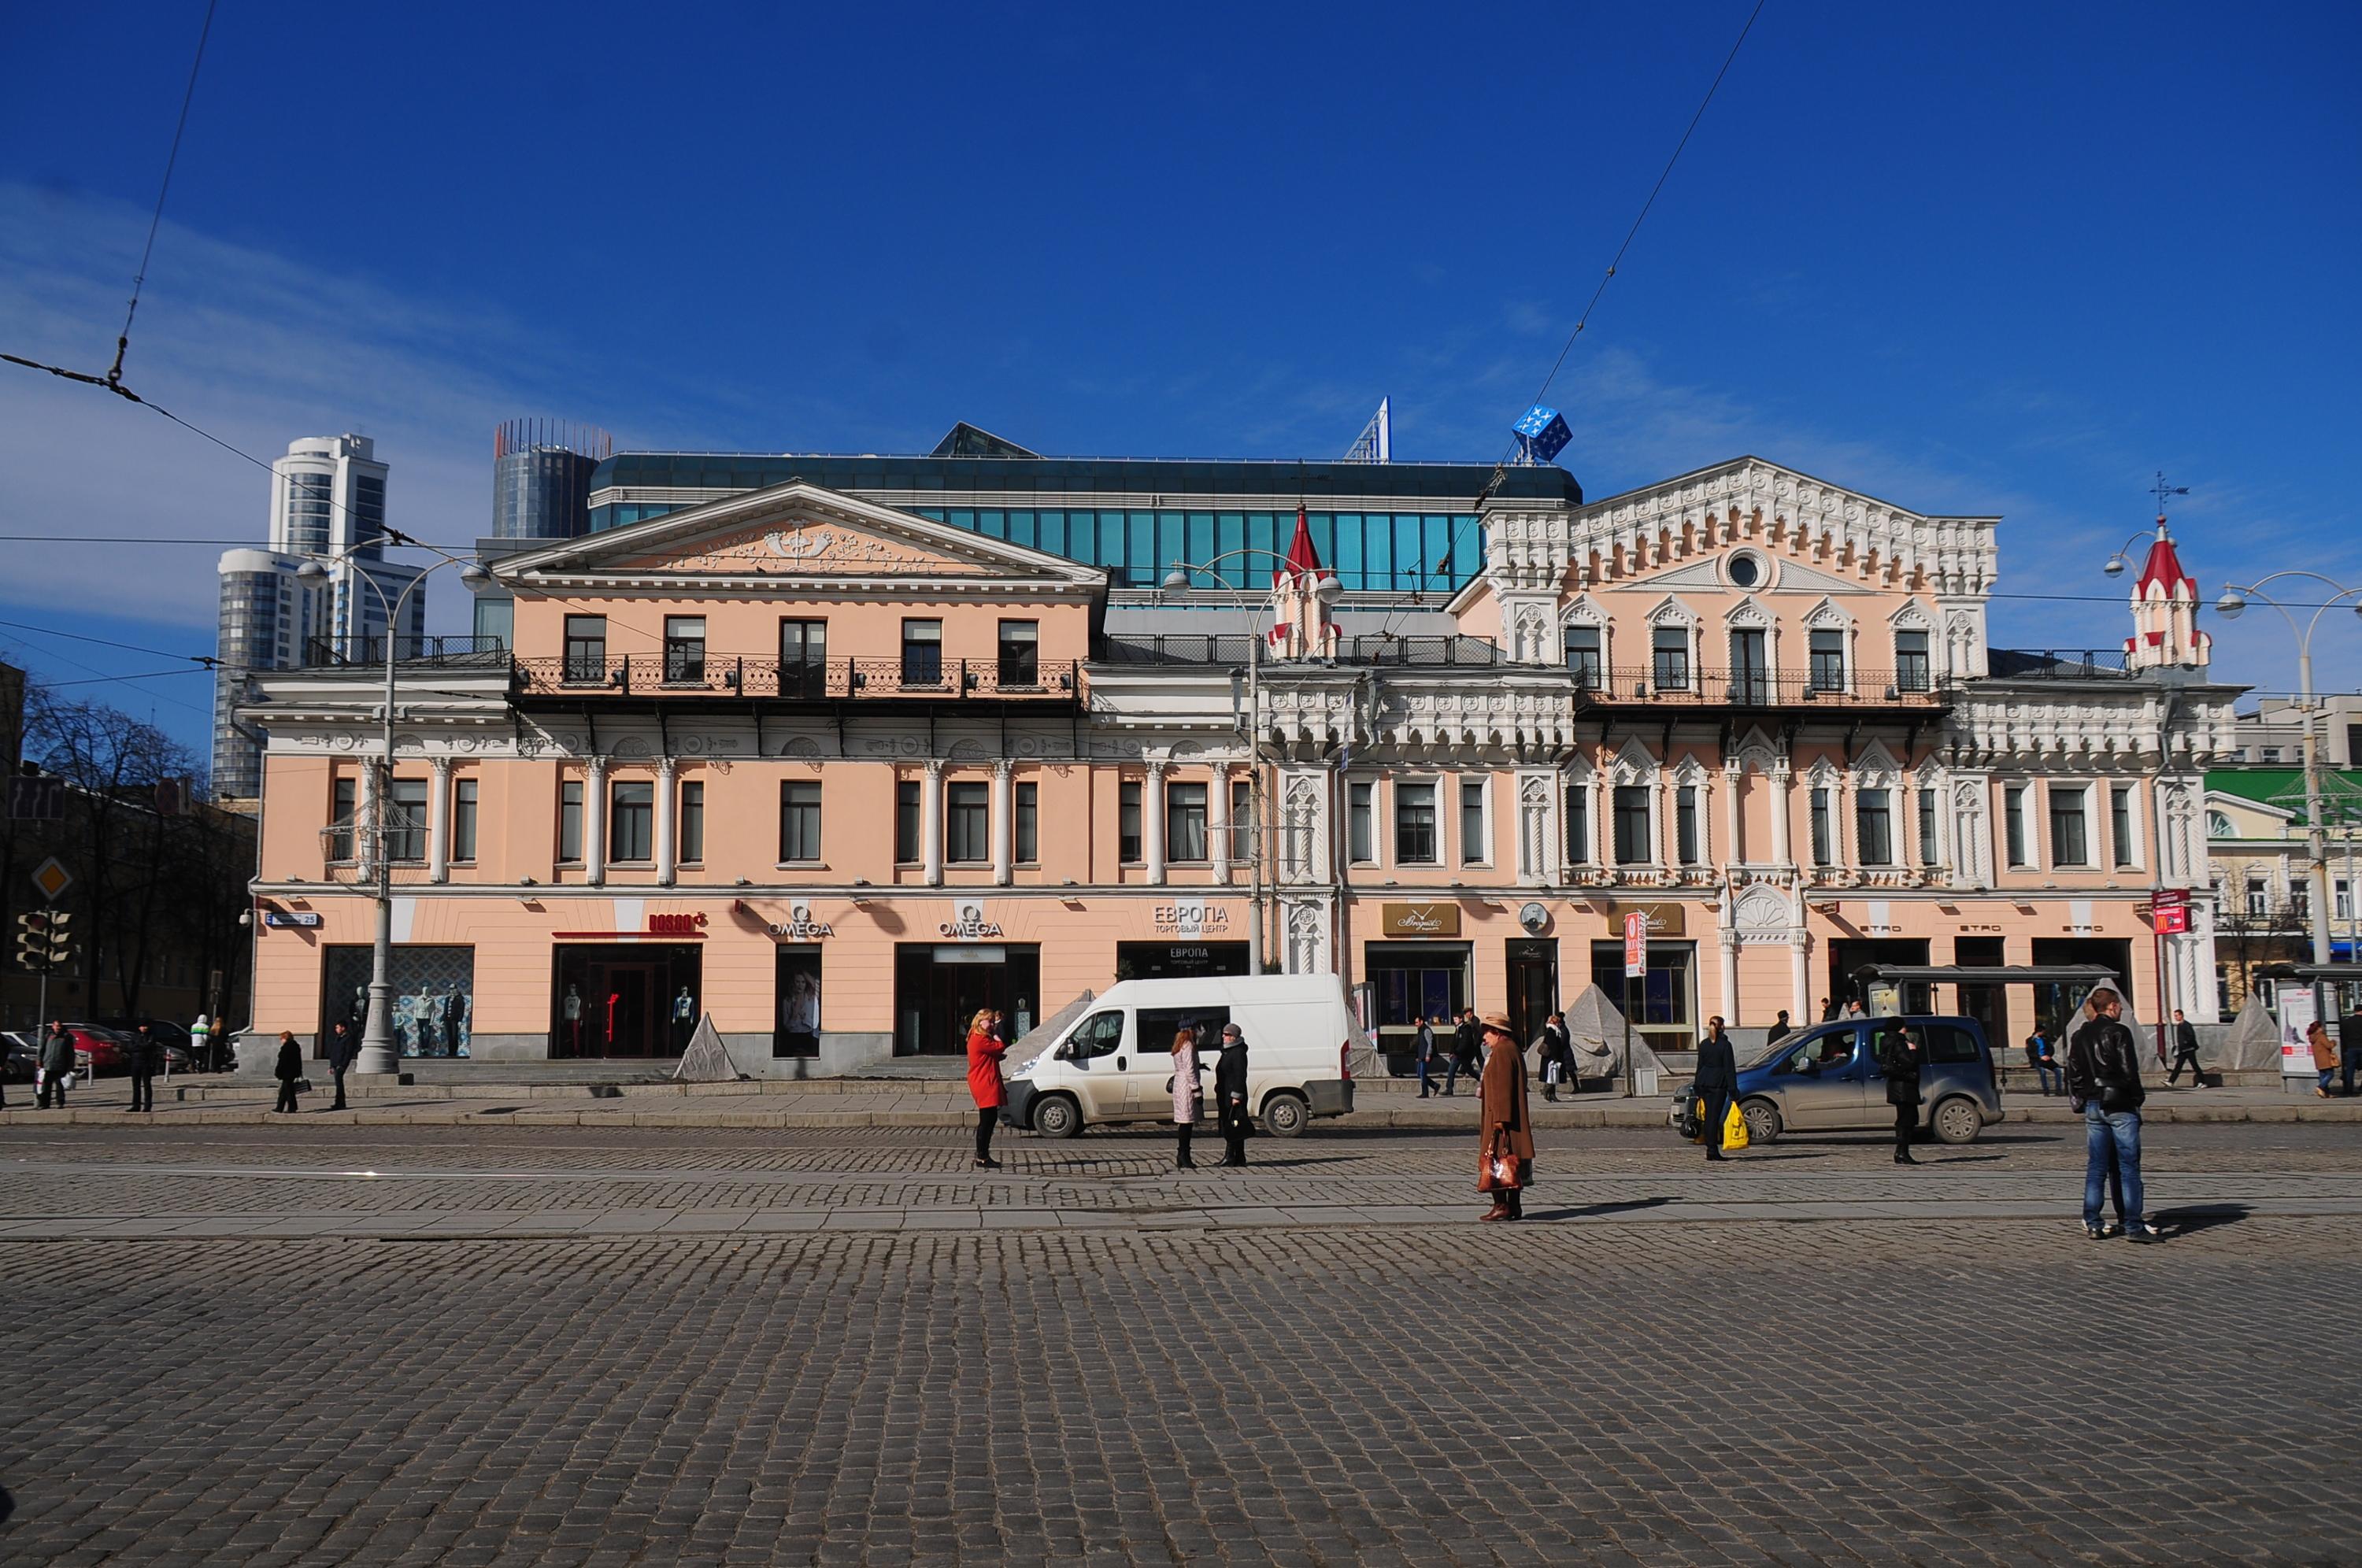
[3,1079,2355,1130]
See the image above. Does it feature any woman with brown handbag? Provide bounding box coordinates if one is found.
[1477,1012,1535,1222]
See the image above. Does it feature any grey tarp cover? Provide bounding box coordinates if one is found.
[672,1015,743,1082]
[1554,983,1663,1076]
[2218,994,2283,1071]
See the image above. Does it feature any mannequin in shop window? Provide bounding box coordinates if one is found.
[564,984,584,1055]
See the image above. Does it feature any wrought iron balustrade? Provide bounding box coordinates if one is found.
[512,654,1076,701]
[1582,666,1945,708]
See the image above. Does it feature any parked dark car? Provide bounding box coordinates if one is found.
[2,1030,39,1083]
[1735,1014,2004,1145]
[57,1024,139,1077]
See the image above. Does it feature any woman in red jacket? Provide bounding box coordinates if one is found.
[967,1008,1008,1169]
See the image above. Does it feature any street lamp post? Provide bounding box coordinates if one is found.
[297,549,489,1074]
[2215,573,2362,1028]
[1161,551,1346,978]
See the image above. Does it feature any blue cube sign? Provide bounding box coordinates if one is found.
[1512,404,1572,464]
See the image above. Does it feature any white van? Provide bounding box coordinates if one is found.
[1001,974,1362,1138]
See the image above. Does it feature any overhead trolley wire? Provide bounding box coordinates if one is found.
[107,0,221,390]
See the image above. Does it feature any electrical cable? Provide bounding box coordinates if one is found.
[108,0,221,390]
[0,616,216,665]
[41,667,211,689]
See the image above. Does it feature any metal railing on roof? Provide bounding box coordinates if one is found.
[302,635,510,668]
[1094,634,1505,668]
[1983,649,2134,679]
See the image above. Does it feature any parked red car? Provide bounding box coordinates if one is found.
[58,1024,139,1077]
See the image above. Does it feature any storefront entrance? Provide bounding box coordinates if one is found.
[1365,941,1472,1054]
[2030,937,2133,1038]
[775,945,823,1059]
[320,945,476,1059]
[1953,936,2007,1041]
[894,943,1042,1055]
[552,943,703,1058]
[1505,939,1558,1048]
[1116,941,1250,982]
[1590,941,1697,1054]
[1829,938,1933,1015]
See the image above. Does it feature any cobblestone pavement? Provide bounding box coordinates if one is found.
[2,1125,2360,1562]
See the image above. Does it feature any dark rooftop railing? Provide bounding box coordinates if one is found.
[1579,667,1946,708]
[1984,649,2134,679]
[302,635,509,668]
[1095,634,1505,668]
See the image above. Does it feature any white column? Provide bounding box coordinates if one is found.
[1838,771,1857,876]
[585,756,609,886]
[1769,760,1794,867]
[1146,760,1168,885]
[1650,775,1669,871]
[990,760,1013,886]
[428,756,453,885]
[1720,930,1739,1026]
[1722,760,1743,869]
[1790,930,1812,1019]
[1209,766,1231,886]
[656,756,679,887]
[922,761,944,887]
[1587,772,1605,870]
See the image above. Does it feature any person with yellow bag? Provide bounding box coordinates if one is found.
[1694,1015,1742,1163]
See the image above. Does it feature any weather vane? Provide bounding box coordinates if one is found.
[2151,471,2189,519]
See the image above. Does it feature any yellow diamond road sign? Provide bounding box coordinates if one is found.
[30,857,72,902]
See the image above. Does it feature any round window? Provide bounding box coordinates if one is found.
[1726,553,1763,588]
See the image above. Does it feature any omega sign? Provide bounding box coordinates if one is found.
[939,899,1004,940]
[1153,902,1231,937]
[768,902,835,940]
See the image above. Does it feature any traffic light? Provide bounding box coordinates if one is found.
[15,911,52,973]
[43,910,72,969]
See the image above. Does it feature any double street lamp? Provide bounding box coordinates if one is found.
[2213,573,2362,1020]
[295,548,489,1074]
[1161,552,1346,978]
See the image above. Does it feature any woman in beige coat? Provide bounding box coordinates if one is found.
[1171,1024,1201,1169]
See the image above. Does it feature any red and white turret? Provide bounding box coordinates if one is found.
[2124,516,2209,670]
[1268,505,1340,661]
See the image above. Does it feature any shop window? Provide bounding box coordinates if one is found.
[894,781,920,864]
[901,619,943,686]
[679,780,705,864]
[998,619,1039,686]
[780,781,824,862]
[1564,625,1602,690]
[1116,780,1143,863]
[2005,786,2028,867]
[1459,779,1487,864]
[1856,788,1893,867]
[1348,781,1375,864]
[1896,629,1931,692]
[1612,786,1651,864]
[1395,782,1438,864]
[776,948,821,1058]
[663,616,706,683]
[452,778,479,864]
[1564,783,1590,864]
[1651,627,1689,692]
[2111,784,2135,867]
[1167,782,1209,862]
[1675,785,1700,865]
[559,779,583,863]
[1015,782,1038,864]
[1809,629,1847,693]
[387,778,428,862]
[946,782,990,863]
[610,780,653,862]
[2049,784,2090,867]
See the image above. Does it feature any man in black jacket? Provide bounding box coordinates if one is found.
[1214,1022,1252,1167]
[126,1023,160,1113]
[1444,1008,1483,1097]
[1694,1016,1738,1163]
[1878,1023,1923,1165]
[1538,1011,1575,1101]
[38,1022,75,1109]
[2165,1008,2206,1088]
[326,1021,359,1111]
[2067,988,2155,1241]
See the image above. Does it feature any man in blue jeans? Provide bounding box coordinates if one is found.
[2066,988,2157,1242]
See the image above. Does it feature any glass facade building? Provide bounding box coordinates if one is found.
[582,446,1582,594]
[494,420,614,539]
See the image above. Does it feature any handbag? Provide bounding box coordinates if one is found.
[1674,1091,1705,1142]
[1721,1101,1750,1152]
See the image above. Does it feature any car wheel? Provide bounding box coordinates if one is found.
[1261,1091,1309,1138]
[1931,1096,1983,1145]
[1031,1093,1083,1140]
[1740,1097,1783,1145]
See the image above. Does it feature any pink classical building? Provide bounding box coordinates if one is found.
[240,453,2239,1073]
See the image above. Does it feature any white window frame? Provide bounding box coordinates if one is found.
[1457,775,1490,867]
[1392,776,1442,867]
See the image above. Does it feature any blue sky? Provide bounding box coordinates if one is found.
[2,0,2357,759]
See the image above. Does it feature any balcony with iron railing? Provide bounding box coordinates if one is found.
[1575,665,1947,709]
[511,654,1079,702]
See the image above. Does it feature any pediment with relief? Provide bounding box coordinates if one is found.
[614,518,980,576]
[1606,551,1876,596]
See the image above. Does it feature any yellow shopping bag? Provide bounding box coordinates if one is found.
[1721,1101,1750,1152]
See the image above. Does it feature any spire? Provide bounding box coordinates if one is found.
[2123,512,2209,670]
[1266,505,1338,660]
[2132,516,2196,599]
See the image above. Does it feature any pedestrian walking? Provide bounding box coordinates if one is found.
[1880,1022,1924,1164]
[38,1021,74,1109]
[1215,1022,1252,1167]
[2027,1029,2062,1096]
[1819,996,1839,1023]
[190,1012,214,1072]
[2068,989,2155,1240]
[2308,1018,2338,1098]
[1538,1011,1574,1101]
[2342,1011,2362,1096]
[1478,1011,1535,1222]
[1445,1008,1482,1096]
[2165,1008,2207,1088]
[1694,1015,1738,1164]
[272,1030,305,1114]
[1765,1010,1791,1047]
[1170,1023,1201,1170]
[326,1021,358,1111]
[126,1023,159,1113]
[966,1008,1007,1169]
[1415,1015,1442,1097]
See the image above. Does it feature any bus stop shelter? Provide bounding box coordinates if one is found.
[1853,963,2132,1045]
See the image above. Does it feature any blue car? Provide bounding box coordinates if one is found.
[1735,1015,2004,1146]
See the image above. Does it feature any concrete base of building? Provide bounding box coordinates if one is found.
[463,1034,550,1063]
